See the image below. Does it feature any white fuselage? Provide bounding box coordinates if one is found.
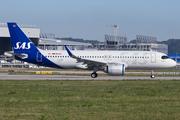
[39,49,176,70]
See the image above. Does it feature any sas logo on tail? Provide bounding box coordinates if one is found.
[14,42,32,49]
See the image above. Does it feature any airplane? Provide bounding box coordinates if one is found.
[5,22,176,78]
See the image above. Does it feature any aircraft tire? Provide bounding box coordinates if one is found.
[91,72,98,78]
[151,75,155,78]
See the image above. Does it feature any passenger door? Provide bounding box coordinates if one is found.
[37,51,42,62]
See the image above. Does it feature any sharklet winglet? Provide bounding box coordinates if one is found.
[64,45,73,57]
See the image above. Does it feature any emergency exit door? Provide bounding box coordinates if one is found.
[151,53,156,63]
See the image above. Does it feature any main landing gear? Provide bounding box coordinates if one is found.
[91,72,98,78]
[91,66,99,78]
[151,70,155,78]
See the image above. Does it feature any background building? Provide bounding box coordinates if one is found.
[95,34,168,54]
[168,54,180,63]
[38,35,92,50]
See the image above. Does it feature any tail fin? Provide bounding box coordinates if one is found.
[7,22,38,54]
[7,22,63,68]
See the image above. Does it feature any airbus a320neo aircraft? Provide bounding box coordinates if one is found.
[5,22,176,78]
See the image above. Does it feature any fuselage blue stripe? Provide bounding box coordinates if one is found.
[122,64,124,75]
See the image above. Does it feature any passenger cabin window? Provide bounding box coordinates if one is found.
[161,56,169,59]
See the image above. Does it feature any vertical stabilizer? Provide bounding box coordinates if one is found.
[7,22,38,54]
[7,22,63,68]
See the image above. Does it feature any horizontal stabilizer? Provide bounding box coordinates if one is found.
[4,51,28,59]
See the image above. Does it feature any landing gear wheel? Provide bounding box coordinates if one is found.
[91,72,98,78]
[150,69,155,78]
[151,75,155,78]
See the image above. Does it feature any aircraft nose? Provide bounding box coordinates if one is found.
[171,60,177,67]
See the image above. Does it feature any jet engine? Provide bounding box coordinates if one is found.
[104,63,125,75]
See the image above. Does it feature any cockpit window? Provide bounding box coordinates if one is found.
[161,55,169,59]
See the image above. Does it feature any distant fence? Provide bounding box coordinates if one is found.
[158,72,180,75]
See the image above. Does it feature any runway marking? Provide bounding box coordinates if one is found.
[0,73,180,80]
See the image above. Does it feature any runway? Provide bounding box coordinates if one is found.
[0,73,180,80]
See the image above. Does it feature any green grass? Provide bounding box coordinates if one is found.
[0,80,180,119]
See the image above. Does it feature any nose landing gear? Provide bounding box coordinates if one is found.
[151,70,155,78]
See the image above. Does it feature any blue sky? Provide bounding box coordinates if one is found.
[1,0,180,42]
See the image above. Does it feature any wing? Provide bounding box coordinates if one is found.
[64,45,107,69]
